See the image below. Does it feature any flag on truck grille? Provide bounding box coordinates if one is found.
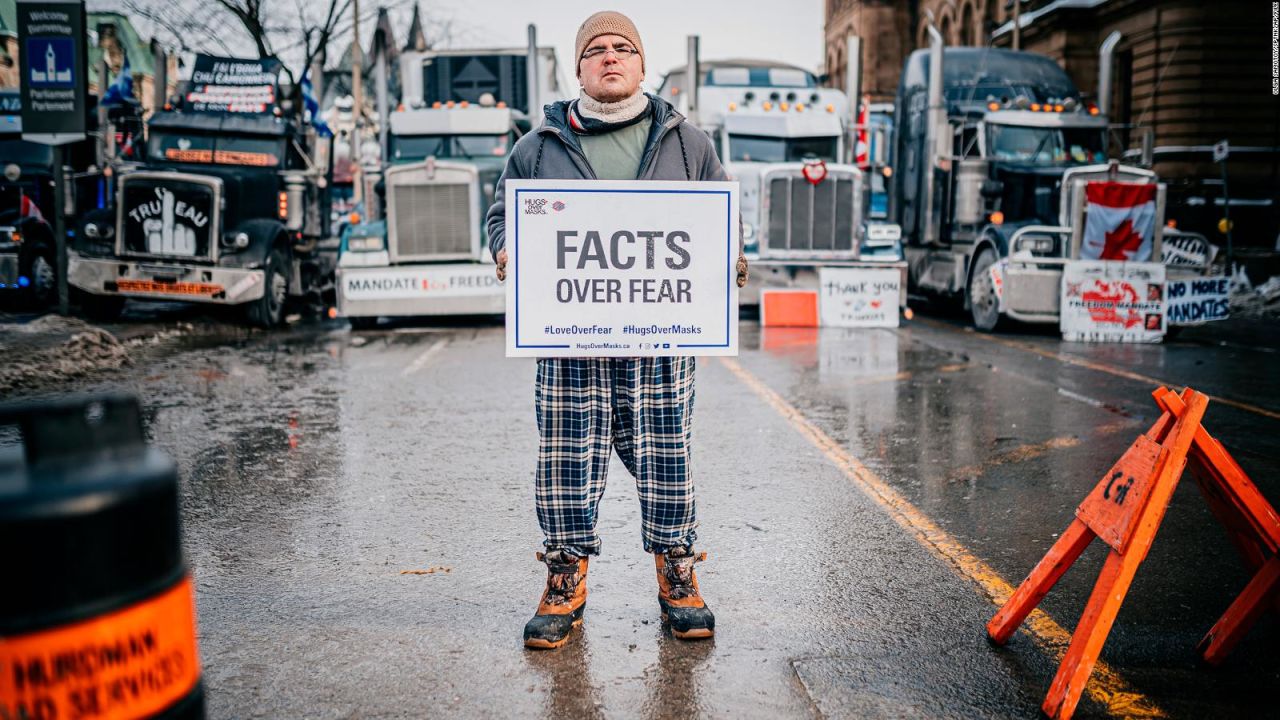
[1082,181,1157,262]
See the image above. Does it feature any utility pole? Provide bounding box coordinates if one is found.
[1012,0,1021,51]
[351,0,364,207]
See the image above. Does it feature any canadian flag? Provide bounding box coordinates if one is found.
[854,95,870,169]
[19,195,44,223]
[1081,182,1156,262]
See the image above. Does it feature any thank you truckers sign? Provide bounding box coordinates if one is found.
[17,0,88,144]
[506,180,739,357]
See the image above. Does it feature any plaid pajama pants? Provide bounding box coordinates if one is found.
[534,356,698,556]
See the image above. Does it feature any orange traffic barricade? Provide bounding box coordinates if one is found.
[987,386,1280,720]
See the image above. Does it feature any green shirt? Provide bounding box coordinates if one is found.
[578,117,652,180]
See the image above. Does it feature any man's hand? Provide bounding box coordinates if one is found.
[736,254,749,288]
[496,248,508,282]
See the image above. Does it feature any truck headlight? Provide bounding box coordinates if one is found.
[348,235,385,251]
[742,222,756,240]
[221,231,251,249]
[1014,235,1057,256]
[862,223,902,246]
[83,222,113,239]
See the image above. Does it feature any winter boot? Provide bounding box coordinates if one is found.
[655,547,715,639]
[523,550,589,649]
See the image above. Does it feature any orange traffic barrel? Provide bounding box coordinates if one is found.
[0,394,204,719]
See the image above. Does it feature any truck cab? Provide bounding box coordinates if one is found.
[892,40,1213,330]
[68,56,335,327]
[336,44,565,325]
[659,58,906,305]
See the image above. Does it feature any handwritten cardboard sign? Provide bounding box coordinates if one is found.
[1060,261,1166,343]
[1167,276,1230,325]
[818,267,900,328]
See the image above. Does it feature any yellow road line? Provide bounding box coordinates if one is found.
[719,356,1165,719]
[914,317,1280,421]
[846,371,915,386]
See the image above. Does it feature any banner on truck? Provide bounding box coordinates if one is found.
[1060,261,1166,343]
[505,179,739,358]
[187,54,280,113]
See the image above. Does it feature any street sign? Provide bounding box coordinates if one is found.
[16,0,88,145]
[1212,139,1229,163]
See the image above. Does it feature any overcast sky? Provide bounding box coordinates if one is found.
[427,0,827,93]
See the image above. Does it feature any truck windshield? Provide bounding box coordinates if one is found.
[148,132,282,168]
[987,124,1106,165]
[391,134,508,162]
[0,138,54,169]
[728,134,837,163]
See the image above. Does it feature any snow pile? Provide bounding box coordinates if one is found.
[0,316,131,394]
[1228,268,1280,318]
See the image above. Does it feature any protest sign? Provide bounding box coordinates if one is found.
[186,54,280,113]
[1060,261,1166,342]
[1161,234,1218,268]
[818,267,900,327]
[1167,276,1230,325]
[505,179,739,358]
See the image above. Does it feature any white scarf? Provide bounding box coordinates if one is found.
[576,89,649,124]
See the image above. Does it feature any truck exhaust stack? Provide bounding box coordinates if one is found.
[1098,31,1123,118]
[923,19,946,246]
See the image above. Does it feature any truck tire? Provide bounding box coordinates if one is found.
[349,316,379,330]
[76,292,127,323]
[968,248,1003,332]
[246,248,289,328]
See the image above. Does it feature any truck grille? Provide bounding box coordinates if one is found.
[763,172,858,255]
[391,183,472,258]
[385,162,479,262]
[118,174,220,261]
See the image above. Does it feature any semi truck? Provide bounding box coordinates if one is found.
[892,26,1215,331]
[335,38,566,326]
[658,40,906,307]
[68,54,336,327]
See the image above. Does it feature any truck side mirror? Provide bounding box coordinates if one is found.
[980,179,1004,198]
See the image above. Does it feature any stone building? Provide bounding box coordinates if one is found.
[88,11,179,117]
[825,0,1274,148]
[0,2,177,117]
[824,0,1001,104]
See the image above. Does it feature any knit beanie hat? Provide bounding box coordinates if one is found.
[575,11,645,77]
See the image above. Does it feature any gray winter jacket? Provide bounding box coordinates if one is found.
[485,94,730,261]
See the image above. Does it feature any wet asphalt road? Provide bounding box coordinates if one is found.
[6,311,1279,718]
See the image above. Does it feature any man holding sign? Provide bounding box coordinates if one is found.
[486,11,747,649]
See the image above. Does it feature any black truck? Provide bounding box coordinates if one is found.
[69,55,335,326]
[890,26,1213,331]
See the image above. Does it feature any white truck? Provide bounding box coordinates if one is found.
[657,42,906,307]
[336,36,567,326]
